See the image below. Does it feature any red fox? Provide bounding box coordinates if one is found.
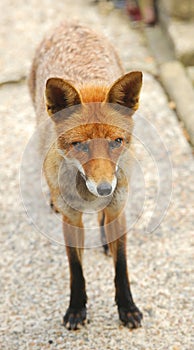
[28,22,143,330]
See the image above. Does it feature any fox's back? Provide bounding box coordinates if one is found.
[29,22,123,111]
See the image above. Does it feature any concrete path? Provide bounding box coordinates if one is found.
[0,1,193,349]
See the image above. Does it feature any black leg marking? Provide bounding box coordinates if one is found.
[114,237,143,328]
[63,247,87,330]
[100,212,109,255]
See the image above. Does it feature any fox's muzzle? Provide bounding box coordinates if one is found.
[85,175,117,198]
[78,156,118,197]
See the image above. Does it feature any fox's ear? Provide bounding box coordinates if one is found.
[106,72,142,111]
[45,78,81,116]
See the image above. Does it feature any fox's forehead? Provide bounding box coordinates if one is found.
[56,102,134,143]
[62,123,128,144]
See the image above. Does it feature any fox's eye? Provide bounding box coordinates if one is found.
[72,141,89,153]
[109,138,123,150]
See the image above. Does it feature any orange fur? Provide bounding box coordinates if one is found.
[80,85,108,103]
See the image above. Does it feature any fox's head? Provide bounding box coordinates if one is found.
[45,72,142,197]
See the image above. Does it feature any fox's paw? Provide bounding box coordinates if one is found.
[118,305,143,329]
[63,307,87,330]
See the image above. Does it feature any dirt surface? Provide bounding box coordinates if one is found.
[0,1,193,349]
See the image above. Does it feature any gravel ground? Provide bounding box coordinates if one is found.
[0,1,194,349]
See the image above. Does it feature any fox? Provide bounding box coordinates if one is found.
[28,22,143,330]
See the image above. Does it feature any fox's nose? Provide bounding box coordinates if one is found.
[97,182,112,196]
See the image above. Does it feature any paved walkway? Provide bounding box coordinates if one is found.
[0,1,193,349]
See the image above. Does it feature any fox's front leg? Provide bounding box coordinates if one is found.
[62,214,87,330]
[104,210,143,328]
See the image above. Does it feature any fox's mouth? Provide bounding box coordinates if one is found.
[80,171,87,182]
